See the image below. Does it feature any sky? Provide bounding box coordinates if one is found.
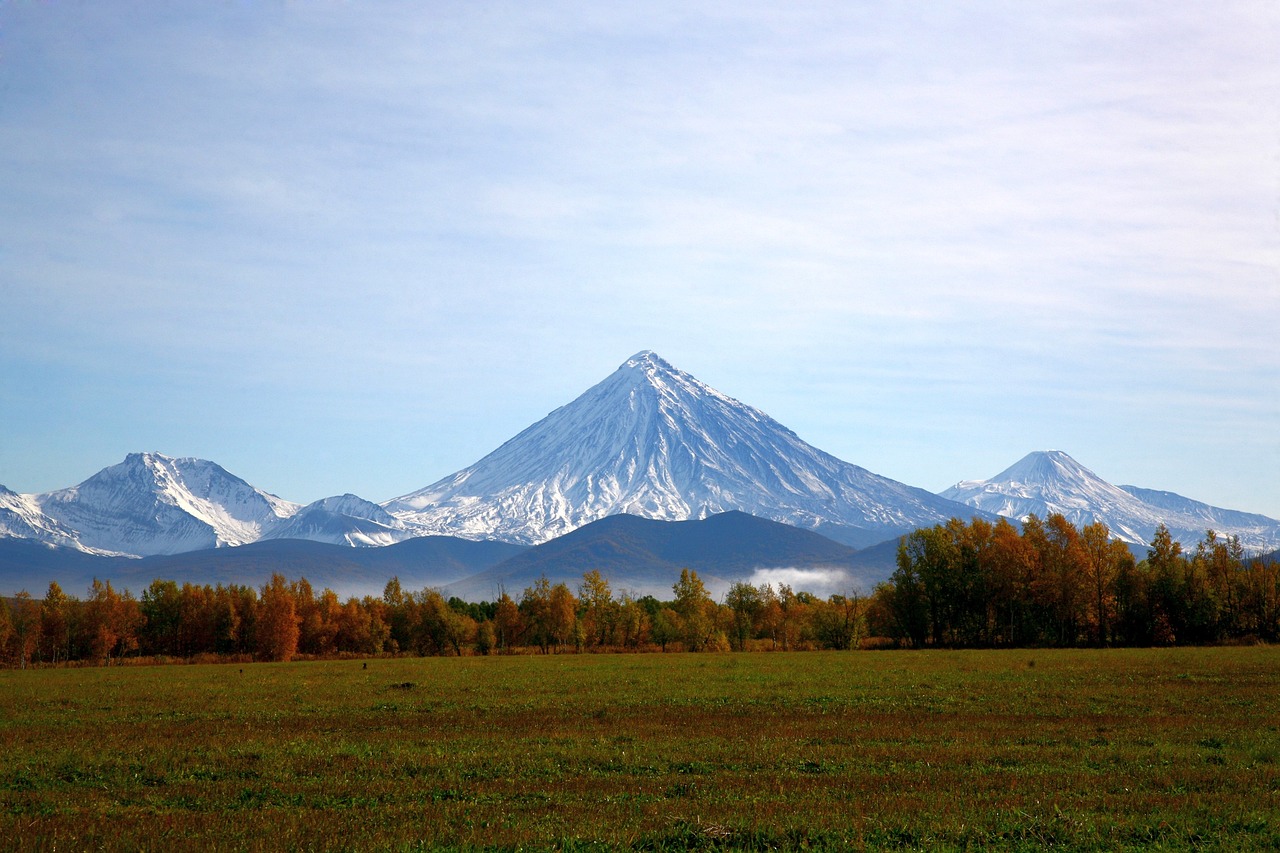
[2,2,1278,518]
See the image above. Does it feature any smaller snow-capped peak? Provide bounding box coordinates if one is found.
[266,493,411,547]
[941,450,1280,552]
[36,452,301,556]
[308,493,400,524]
[941,450,1154,541]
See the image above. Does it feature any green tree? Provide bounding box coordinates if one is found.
[650,607,682,652]
[812,591,863,650]
[383,576,411,653]
[725,581,762,650]
[885,543,927,647]
[1146,524,1185,644]
[672,569,716,651]
[578,570,615,648]
[140,579,182,657]
[474,620,496,655]
[521,576,554,653]
[40,581,72,664]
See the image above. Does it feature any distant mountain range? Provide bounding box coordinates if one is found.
[0,535,525,601]
[442,511,888,601]
[3,353,1277,599]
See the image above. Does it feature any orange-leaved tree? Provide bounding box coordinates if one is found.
[256,573,300,662]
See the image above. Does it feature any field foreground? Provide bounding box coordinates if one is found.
[2,648,1278,851]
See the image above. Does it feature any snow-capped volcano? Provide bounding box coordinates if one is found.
[941,450,1280,552]
[384,351,977,547]
[36,452,301,556]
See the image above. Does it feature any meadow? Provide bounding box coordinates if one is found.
[2,648,1277,851]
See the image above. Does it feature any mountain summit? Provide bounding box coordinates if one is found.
[384,351,976,546]
[941,450,1280,551]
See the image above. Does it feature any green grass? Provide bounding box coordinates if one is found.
[3,648,1278,850]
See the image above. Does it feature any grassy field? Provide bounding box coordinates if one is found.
[2,648,1278,851]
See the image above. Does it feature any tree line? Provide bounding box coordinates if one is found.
[1,516,1276,666]
[876,516,1280,647]
[0,566,865,667]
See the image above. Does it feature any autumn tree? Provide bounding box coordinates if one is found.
[81,579,141,665]
[672,569,717,651]
[0,596,13,665]
[985,517,1039,645]
[1026,514,1089,645]
[312,588,343,656]
[8,591,40,668]
[1080,522,1124,645]
[548,582,578,652]
[171,583,208,656]
[493,591,524,652]
[890,529,950,646]
[412,589,475,656]
[773,584,807,651]
[214,584,253,655]
[360,595,392,653]
[1193,531,1244,638]
[335,597,376,654]
[474,619,496,655]
[256,573,300,662]
[513,578,575,653]
[1241,553,1280,640]
[615,592,650,648]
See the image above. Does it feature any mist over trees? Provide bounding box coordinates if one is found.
[2,515,1276,667]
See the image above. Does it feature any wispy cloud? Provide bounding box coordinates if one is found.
[1,2,1277,513]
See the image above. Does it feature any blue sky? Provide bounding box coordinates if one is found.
[2,2,1278,518]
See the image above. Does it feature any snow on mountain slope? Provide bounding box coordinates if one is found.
[1116,485,1280,548]
[385,351,978,547]
[36,452,301,556]
[941,450,1280,552]
[265,494,412,547]
[0,484,94,552]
